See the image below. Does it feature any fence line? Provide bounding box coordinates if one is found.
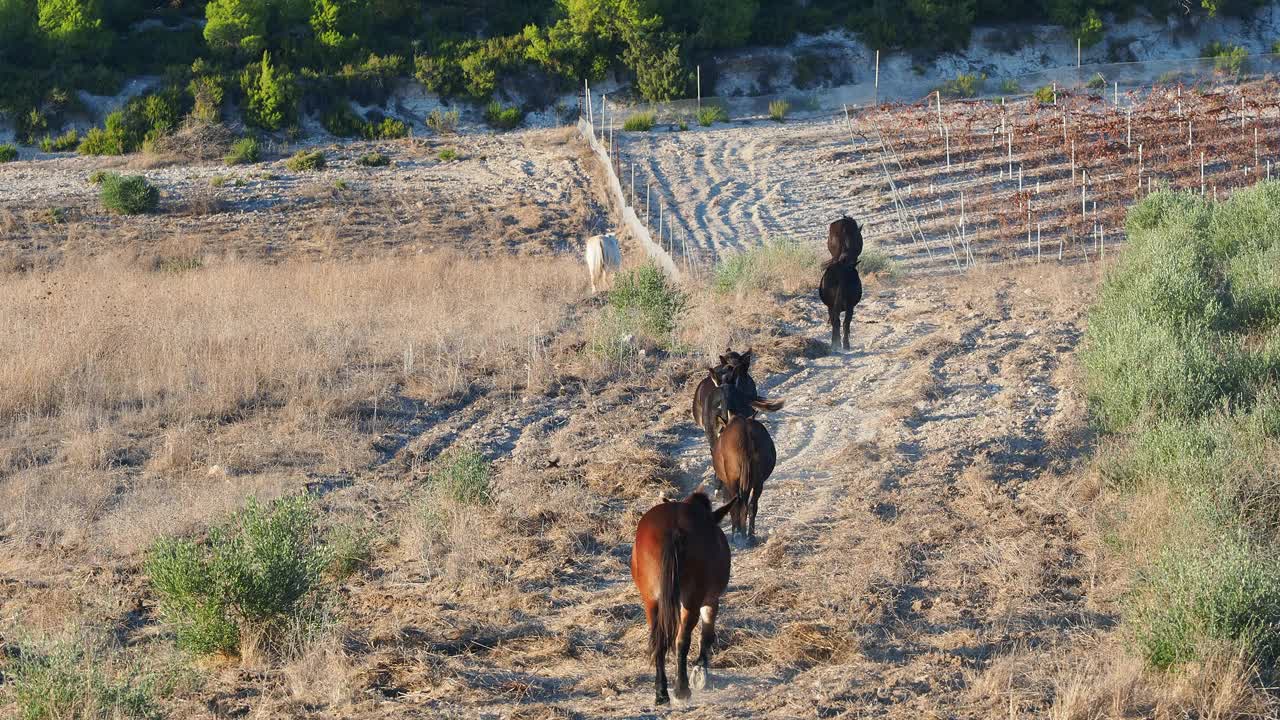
[576,115,682,279]
[604,52,1280,124]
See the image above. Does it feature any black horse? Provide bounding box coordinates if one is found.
[691,349,781,452]
[819,257,863,352]
[827,216,863,264]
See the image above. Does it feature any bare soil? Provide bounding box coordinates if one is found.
[0,128,610,272]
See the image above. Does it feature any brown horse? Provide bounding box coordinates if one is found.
[827,216,863,263]
[710,376,778,543]
[819,257,863,352]
[631,491,738,705]
[692,349,782,452]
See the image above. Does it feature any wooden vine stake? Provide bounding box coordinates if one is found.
[1007,121,1013,175]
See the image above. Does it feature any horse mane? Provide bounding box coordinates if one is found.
[684,491,713,513]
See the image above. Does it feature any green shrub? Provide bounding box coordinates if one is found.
[858,248,899,277]
[625,37,689,102]
[1130,529,1280,670]
[607,263,688,345]
[87,169,108,185]
[483,100,523,130]
[0,143,16,162]
[357,151,389,167]
[426,108,459,134]
[146,495,332,656]
[1204,41,1247,76]
[999,79,1021,95]
[333,179,348,190]
[9,636,176,720]
[938,72,986,99]
[1086,72,1107,90]
[1034,84,1056,103]
[327,526,372,580]
[285,149,325,171]
[428,447,493,505]
[320,102,364,137]
[224,137,260,165]
[623,111,655,131]
[437,148,458,162]
[1086,182,1280,673]
[696,105,727,127]
[39,128,78,152]
[210,174,230,188]
[713,238,819,295]
[768,100,790,122]
[189,75,224,123]
[240,51,298,131]
[99,174,159,215]
[77,125,124,156]
[362,116,409,140]
[141,90,182,137]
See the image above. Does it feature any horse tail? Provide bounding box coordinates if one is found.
[735,422,753,533]
[751,396,784,413]
[650,527,683,663]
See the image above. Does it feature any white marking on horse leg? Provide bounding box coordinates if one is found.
[699,606,713,624]
[689,664,706,690]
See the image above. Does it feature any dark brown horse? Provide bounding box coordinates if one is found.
[692,349,782,452]
[631,492,738,705]
[819,257,863,352]
[710,376,778,543]
[827,216,863,263]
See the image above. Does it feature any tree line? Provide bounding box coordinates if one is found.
[0,0,1260,148]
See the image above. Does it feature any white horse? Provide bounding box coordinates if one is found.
[584,233,621,293]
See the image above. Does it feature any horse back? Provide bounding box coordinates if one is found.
[819,263,862,311]
[746,418,777,488]
[712,418,753,496]
[631,498,730,604]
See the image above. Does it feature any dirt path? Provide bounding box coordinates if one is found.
[386,266,1104,720]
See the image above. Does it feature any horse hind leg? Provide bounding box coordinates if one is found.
[842,307,853,350]
[673,605,696,700]
[690,603,718,691]
[827,304,840,352]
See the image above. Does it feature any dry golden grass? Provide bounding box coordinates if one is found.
[1,251,581,423]
[0,250,584,552]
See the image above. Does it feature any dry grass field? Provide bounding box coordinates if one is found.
[1,122,1275,719]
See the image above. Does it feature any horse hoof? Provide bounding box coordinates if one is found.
[673,685,691,701]
[690,665,708,690]
[655,694,669,706]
